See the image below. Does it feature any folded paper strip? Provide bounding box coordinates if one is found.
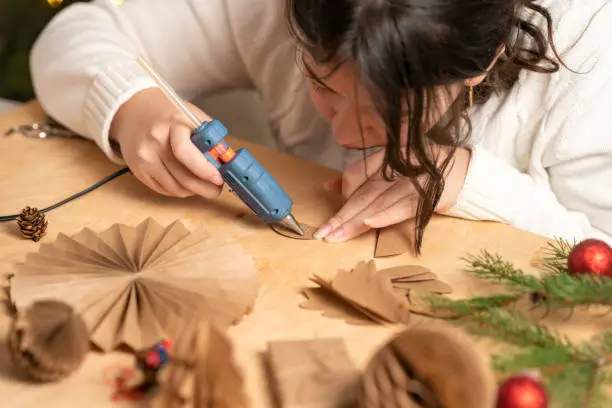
[9,218,260,352]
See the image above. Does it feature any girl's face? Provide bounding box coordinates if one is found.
[304,58,462,150]
[305,61,385,149]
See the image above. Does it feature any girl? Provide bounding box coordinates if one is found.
[29,0,612,252]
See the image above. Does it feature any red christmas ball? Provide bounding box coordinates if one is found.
[567,239,612,277]
[496,375,548,408]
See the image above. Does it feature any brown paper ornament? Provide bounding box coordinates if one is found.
[9,218,260,352]
[359,322,497,408]
[300,260,452,325]
[7,299,89,382]
[16,207,48,242]
[150,319,249,408]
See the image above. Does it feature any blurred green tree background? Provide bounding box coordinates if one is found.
[0,0,90,101]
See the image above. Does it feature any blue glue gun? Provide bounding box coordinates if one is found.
[137,56,303,235]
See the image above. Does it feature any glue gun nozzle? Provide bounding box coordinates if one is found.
[276,213,304,236]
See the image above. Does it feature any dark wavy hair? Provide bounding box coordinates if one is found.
[285,0,565,253]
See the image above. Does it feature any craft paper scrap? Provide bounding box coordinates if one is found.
[379,265,453,295]
[266,338,360,408]
[9,218,260,352]
[271,222,317,240]
[374,221,413,258]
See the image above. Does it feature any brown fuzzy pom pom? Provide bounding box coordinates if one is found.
[8,300,90,382]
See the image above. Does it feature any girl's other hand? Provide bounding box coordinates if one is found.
[314,147,471,242]
[109,88,224,199]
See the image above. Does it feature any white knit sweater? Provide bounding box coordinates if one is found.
[29,0,612,244]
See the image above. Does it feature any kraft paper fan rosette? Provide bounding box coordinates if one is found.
[9,218,260,352]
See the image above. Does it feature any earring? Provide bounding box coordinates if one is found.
[467,85,474,108]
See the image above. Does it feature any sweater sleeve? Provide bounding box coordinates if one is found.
[445,143,612,245]
[29,0,251,163]
[442,3,612,245]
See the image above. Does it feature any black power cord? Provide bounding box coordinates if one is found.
[0,167,130,222]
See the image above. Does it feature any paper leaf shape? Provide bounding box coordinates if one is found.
[271,222,317,240]
[151,319,249,408]
[301,260,411,325]
[9,218,260,352]
[266,338,360,408]
[379,265,453,295]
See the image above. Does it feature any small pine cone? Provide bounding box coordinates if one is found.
[358,323,497,408]
[17,207,48,242]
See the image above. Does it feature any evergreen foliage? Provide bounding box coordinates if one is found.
[426,239,612,408]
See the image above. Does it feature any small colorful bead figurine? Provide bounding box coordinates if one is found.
[104,339,174,402]
[135,340,173,389]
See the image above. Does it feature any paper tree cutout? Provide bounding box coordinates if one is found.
[300,260,452,325]
[9,218,260,352]
[301,260,412,325]
[151,319,249,408]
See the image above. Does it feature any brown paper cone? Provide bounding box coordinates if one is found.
[9,218,260,352]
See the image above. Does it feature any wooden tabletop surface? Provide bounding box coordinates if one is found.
[0,102,601,407]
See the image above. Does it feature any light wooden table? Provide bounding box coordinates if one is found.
[0,102,602,407]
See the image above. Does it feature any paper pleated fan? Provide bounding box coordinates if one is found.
[9,218,260,352]
[150,319,249,408]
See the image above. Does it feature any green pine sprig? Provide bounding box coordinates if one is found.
[461,251,543,292]
[427,301,612,408]
[538,237,576,276]
[424,238,612,408]
[446,239,612,316]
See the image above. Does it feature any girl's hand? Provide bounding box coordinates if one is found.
[110,88,224,199]
[314,147,471,242]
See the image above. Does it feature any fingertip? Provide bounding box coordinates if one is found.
[211,173,224,185]
[323,177,342,193]
[363,218,378,228]
[323,228,347,243]
[313,224,331,240]
[170,130,223,185]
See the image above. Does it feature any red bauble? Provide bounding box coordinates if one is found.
[567,239,612,277]
[496,375,548,408]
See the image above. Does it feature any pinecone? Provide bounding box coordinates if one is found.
[17,207,48,242]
